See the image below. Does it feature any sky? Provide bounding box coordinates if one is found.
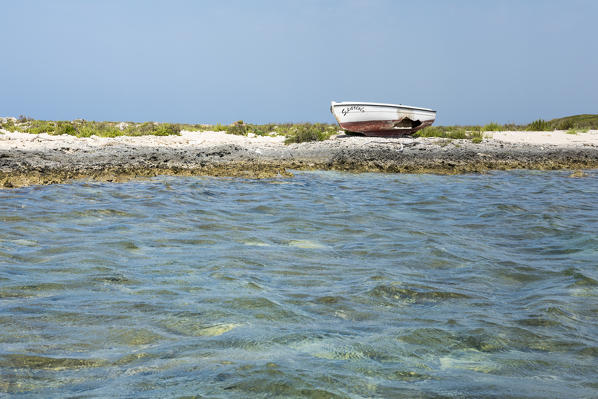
[1,0,597,125]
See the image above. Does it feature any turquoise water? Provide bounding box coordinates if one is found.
[1,171,597,398]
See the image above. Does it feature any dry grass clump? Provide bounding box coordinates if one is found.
[414,126,485,143]
[0,119,182,137]
[283,123,338,144]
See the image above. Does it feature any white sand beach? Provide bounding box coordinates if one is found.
[2,129,598,155]
[490,130,598,146]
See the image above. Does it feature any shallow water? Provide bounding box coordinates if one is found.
[1,171,597,398]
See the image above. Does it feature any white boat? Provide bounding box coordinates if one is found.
[330,101,436,136]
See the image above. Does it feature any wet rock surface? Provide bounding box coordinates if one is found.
[1,131,598,187]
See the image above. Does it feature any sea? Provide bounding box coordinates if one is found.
[1,170,597,398]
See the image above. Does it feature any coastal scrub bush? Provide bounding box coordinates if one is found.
[446,128,468,139]
[123,122,181,136]
[224,121,278,136]
[76,122,121,137]
[210,123,228,132]
[527,119,552,131]
[4,119,185,137]
[555,119,575,130]
[414,126,484,142]
[187,123,229,132]
[502,123,524,131]
[415,126,467,139]
[250,123,277,136]
[414,126,444,138]
[179,121,336,140]
[227,121,249,136]
[54,121,77,135]
[470,130,484,143]
[26,120,56,134]
[284,123,337,144]
[0,119,18,132]
[482,122,502,131]
[127,122,157,136]
[549,114,598,130]
[152,123,182,136]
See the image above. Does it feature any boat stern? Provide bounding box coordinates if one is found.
[330,101,342,125]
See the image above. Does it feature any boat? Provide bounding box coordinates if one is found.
[330,101,436,136]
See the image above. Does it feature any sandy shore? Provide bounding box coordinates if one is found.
[1,129,598,187]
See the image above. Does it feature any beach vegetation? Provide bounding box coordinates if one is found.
[549,114,598,130]
[527,119,552,131]
[482,122,502,131]
[53,121,77,135]
[522,115,598,131]
[501,123,523,131]
[2,113,595,142]
[125,122,182,136]
[470,130,484,143]
[0,119,182,137]
[283,123,338,144]
[226,121,250,136]
[27,120,56,134]
[183,121,337,142]
[76,122,121,137]
[0,119,18,132]
[414,126,485,143]
[211,123,228,132]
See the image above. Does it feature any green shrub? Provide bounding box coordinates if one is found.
[502,123,524,131]
[548,114,598,130]
[76,122,121,137]
[415,126,467,139]
[482,122,502,131]
[153,123,181,136]
[123,122,181,136]
[554,119,575,130]
[227,122,249,136]
[54,122,76,135]
[415,126,483,142]
[26,120,55,134]
[470,130,484,143]
[284,123,337,144]
[527,119,552,131]
[127,122,156,136]
[211,123,228,132]
[414,126,444,138]
[0,119,18,132]
[186,123,229,132]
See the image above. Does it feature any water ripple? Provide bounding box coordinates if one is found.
[0,170,597,397]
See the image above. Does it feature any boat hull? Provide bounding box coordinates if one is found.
[331,101,436,136]
[339,119,436,137]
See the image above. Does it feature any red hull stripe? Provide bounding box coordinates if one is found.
[339,119,434,136]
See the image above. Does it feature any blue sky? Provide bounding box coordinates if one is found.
[1,0,596,125]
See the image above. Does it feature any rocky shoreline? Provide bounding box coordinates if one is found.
[1,130,598,188]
